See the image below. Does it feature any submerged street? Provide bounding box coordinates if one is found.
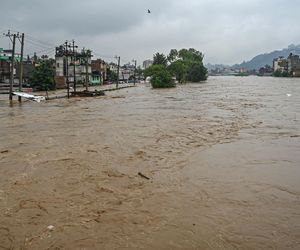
[0,76,299,249]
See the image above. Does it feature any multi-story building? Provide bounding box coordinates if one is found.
[287,53,300,77]
[91,59,108,85]
[0,48,22,83]
[273,53,300,76]
[55,46,92,89]
[143,59,153,69]
[273,56,288,73]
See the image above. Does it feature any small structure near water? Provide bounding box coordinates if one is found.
[71,90,105,97]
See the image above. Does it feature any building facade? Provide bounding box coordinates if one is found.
[273,56,288,73]
[143,59,153,69]
[91,59,108,85]
[287,53,300,77]
[273,53,300,76]
[55,46,92,89]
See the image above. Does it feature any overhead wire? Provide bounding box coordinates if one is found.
[1,28,130,63]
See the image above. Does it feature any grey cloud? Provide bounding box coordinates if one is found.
[1,0,300,65]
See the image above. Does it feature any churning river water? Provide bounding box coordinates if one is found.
[0,76,299,249]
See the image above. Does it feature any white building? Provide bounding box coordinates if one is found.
[55,46,92,88]
[273,57,288,73]
[143,59,153,69]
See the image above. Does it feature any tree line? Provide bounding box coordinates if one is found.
[144,48,208,88]
[28,48,208,91]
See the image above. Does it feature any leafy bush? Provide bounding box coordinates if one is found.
[30,61,55,91]
[187,63,208,82]
[144,64,166,78]
[150,68,175,88]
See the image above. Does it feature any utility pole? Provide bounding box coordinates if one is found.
[71,40,78,93]
[85,50,89,91]
[133,59,137,86]
[65,41,70,98]
[5,31,26,101]
[115,56,120,89]
[18,33,24,102]
[9,34,16,101]
[4,30,17,101]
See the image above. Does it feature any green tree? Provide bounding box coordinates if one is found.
[144,64,166,77]
[168,48,207,82]
[167,60,187,83]
[30,61,55,91]
[187,63,208,82]
[167,49,178,63]
[151,67,174,88]
[144,64,175,88]
[153,53,168,66]
[107,67,117,81]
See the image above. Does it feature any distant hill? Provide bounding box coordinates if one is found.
[233,44,300,70]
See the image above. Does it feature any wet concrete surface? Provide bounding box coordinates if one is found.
[0,76,299,249]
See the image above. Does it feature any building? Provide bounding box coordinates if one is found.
[91,59,108,85]
[258,65,273,76]
[287,53,300,77]
[273,53,300,77]
[273,56,288,73]
[55,45,92,89]
[0,60,10,83]
[143,59,153,69]
[15,63,35,85]
[0,48,22,83]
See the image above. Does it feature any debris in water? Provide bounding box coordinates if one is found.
[287,94,292,97]
[87,149,98,153]
[13,92,46,102]
[47,225,54,231]
[138,172,150,180]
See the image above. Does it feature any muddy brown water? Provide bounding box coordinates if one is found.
[0,76,299,249]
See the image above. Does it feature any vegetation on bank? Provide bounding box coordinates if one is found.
[144,48,208,88]
[107,67,118,81]
[149,65,175,88]
[273,70,290,77]
[30,61,55,91]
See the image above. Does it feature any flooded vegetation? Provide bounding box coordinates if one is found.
[0,76,299,249]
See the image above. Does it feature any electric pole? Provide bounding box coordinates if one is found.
[65,41,70,98]
[115,56,120,89]
[10,34,16,101]
[133,59,137,86]
[71,40,78,93]
[4,31,26,101]
[4,30,17,101]
[85,50,89,91]
[18,33,24,102]
[5,33,17,101]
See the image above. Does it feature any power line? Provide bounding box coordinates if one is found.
[25,34,56,47]
[25,38,54,50]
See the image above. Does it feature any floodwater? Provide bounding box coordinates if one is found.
[0,76,299,249]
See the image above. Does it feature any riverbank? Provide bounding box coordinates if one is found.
[0,83,136,102]
[0,76,299,249]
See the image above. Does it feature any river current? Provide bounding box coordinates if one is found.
[0,76,299,249]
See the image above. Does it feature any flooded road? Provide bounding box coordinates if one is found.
[0,76,299,249]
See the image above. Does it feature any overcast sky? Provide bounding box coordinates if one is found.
[1,0,300,65]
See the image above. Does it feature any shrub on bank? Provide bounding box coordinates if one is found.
[150,68,175,88]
